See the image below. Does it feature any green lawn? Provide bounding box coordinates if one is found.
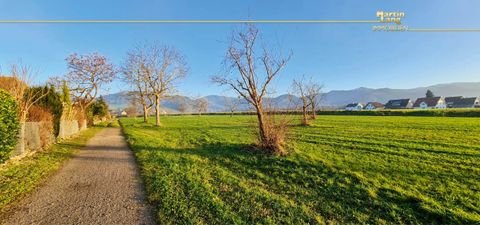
[0,127,102,214]
[120,115,480,224]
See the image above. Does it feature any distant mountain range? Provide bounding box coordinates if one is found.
[103,82,480,112]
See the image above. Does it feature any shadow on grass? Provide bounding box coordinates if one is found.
[132,124,254,134]
[132,141,477,224]
[55,142,85,149]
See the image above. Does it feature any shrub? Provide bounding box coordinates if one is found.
[0,89,20,163]
[257,113,289,156]
[28,105,54,123]
[0,76,26,95]
[29,85,63,136]
[87,96,110,126]
[89,96,109,118]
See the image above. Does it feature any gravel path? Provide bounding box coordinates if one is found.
[2,128,155,225]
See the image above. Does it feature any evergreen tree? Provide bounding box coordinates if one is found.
[89,96,109,118]
[29,85,63,135]
[426,90,434,98]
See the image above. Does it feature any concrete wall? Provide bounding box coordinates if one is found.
[13,121,56,157]
[24,122,41,152]
[58,120,80,139]
[8,119,84,161]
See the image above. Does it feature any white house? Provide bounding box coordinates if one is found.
[345,103,363,111]
[413,97,446,109]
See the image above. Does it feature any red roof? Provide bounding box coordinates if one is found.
[366,102,384,108]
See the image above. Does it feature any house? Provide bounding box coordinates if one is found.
[450,97,480,108]
[445,96,463,108]
[121,110,128,116]
[384,99,413,109]
[413,97,446,109]
[345,103,363,111]
[364,102,384,110]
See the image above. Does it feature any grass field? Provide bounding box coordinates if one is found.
[121,115,480,224]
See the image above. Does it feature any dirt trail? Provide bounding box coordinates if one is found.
[2,128,155,225]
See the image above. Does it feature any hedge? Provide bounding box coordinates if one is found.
[29,85,63,136]
[159,109,480,118]
[315,109,480,117]
[0,89,20,163]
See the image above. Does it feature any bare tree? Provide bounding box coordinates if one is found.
[126,91,144,116]
[212,24,291,154]
[0,65,49,122]
[124,105,139,118]
[177,97,189,114]
[139,44,188,126]
[224,96,241,116]
[122,48,154,122]
[65,53,116,123]
[0,64,49,154]
[292,76,312,126]
[194,98,208,115]
[306,81,323,119]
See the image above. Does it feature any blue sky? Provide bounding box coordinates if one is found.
[0,0,480,97]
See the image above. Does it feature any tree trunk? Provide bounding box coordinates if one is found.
[255,105,267,143]
[311,102,317,119]
[143,105,149,123]
[155,95,161,126]
[302,106,308,125]
[76,107,88,129]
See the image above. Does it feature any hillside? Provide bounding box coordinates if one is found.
[103,82,480,112]
[322,82,480,106]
